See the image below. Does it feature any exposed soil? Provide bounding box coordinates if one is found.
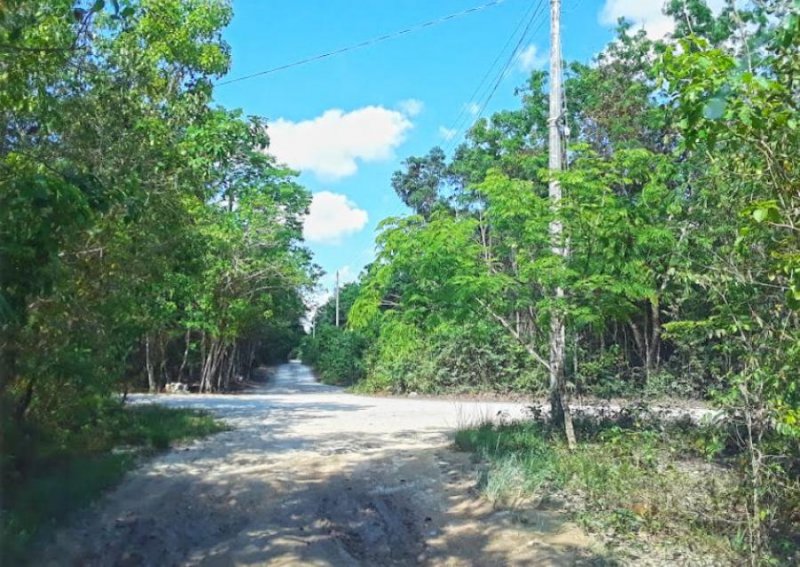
[36,362,607,566]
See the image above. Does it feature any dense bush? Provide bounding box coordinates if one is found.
[301,327,367,386]
[356,320,543,394]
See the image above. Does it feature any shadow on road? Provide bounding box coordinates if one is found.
[36,363,609,566]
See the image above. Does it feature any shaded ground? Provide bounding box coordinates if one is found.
[37,362,605,566]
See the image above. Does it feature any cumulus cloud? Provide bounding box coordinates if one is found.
[268,106,413,181]
[438,126,457,141]
[599,0,727,39]
[303,191,368,244]
[464,102,480,116]
[323,265,357,289]
[397,98,424,117]
[517,44,547,72]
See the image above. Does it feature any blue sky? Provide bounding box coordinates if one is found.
[213,0,703,306]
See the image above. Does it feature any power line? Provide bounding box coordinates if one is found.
[442,0,539,152]
[471,1,547,127]
[445,0,549,154]
[216,0,514,87]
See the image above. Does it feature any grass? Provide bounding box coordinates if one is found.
[455,417,743,563]
[1,403,226,565]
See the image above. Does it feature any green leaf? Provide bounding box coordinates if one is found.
[752,208,770,223]
[738,106,752,127]
[703,98,726,120]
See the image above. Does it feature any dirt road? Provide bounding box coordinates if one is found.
[38,362,600,566]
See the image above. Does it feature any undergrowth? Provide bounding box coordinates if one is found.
[455,414,764,563]
[0,403,226,565]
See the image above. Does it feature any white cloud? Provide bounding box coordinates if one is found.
[303,191,368,244]
[464,102,480,116]
[397,98,424,117]
[268,106,412,181]
[324,265,357,288]
[599,0,728,39]
[517,44,547,72]
[438,126,457,141]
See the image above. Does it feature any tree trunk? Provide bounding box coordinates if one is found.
[14,380,34,423]
[647,297,662,375]
[225,342,238,390]
[145,334,157,393]
[0,342,16,399]
[202,339,224,393]
[629,320,645,372]
[177,329,191,382]
[245,342,256,378]
[199,331,207,389]
[158,333,168,386]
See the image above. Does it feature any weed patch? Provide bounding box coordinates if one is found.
[456,418,744,563]
[1,403,225,565]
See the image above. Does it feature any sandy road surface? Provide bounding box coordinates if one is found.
[38,362,601,566]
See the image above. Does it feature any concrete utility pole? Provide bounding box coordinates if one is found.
[335,270,340,328]
[548,0,576,449]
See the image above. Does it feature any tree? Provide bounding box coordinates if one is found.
[1,0,314,476]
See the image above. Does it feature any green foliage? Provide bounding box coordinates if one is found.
[1,403,224,565]
[301,326,367,386]
[357,321,544,395]
[345,4,800,560]
[300,282,369,386]
[1,1,313,557]
[656,7,800,558]
[456,419,746,562]
[354,318,426,393]
[0,0,313,405]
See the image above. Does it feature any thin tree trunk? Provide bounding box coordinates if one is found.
[648,297,662,373]
[198,332,205,390]
[225,342,238,390]
[199,336,215,393]
[246,342,256,377]
[629,321,645,367]
[573,331,579,392]
[158,333,168,385]
[14,380,34,423]
[203,339,224,393]
[145,334,157,393]
[177,329,191,382]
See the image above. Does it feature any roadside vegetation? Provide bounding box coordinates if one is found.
[304,2,800,563]
[1,0,313,560]
[2,0,798,565]
[1,403,225,564]
[456,413,797,564]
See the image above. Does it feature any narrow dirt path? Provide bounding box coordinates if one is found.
[38,362,602,566]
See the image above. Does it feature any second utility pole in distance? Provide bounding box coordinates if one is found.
[335,270,340,328]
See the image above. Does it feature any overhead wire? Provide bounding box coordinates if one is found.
[444,0,549,154]
[216,0,514,87]
[440,0,540,152]
[471,1,548,125]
